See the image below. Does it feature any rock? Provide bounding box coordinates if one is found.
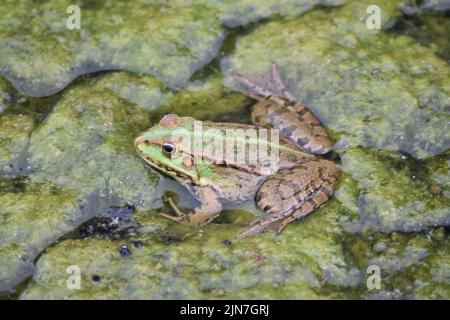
[0,1,224,96]
[0,70,251,294]
[20,202,362,299]
[222,0,450,159]
[0,113,35,177]
[196,0,346,27]
[0,183,80,294]
[419,0,450,13]
[349,229,449,299]
[0,0,348,98]
[338,148,450,233]
[0,77,12,114]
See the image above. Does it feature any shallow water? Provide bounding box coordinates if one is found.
[0,0,449,299]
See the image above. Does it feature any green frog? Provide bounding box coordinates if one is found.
[135,64,338,238]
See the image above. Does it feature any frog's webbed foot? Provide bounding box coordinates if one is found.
[231,62,296,102]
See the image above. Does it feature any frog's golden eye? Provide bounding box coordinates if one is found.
[161,141,179,158]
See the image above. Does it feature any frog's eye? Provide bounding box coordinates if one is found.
[159,114,178,126]
[161,142,179,158]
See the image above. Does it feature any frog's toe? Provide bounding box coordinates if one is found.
[236,216,285,239]
[159,212,186,223]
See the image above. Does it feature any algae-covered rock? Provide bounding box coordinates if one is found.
[104,71,249,122]
[0,183,80,294]
[20,201,362,299]
[26,74,159,211]
[1,69,253,295]
[0,0,348,97]
[0,112,34,177]
[25,70,251,209]
[419,0,450,12]
[0,77,12,114]
[222,0,450,159]
[0,0,448,300]
[338,148,450,233]
[0,0,224,96]
[413,245,450,299]
[190,0,346,27]
[396,14,450,63]
[348,229,449,299]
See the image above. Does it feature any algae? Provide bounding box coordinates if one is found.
[0,0,448,299]
[222,0,450,159]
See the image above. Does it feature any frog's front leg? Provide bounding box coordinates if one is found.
[160,186,222,227]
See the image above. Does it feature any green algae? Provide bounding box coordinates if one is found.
[393,14,450,63]
[26,73,160,211]
[0,183,80,294]
[222,0,450,159]
[20,201,361,299]
[103,70,250,122]
[0,0,225,96]
[0,77,12,113]
[346,229,449,299]
[0,0,344,97]
[0,0,448,299]
[339,148,450,233]
[0,70,253,295]
[184,0,346,27]
[0,112,34,177]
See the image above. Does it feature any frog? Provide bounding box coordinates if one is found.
[135,63,338,239]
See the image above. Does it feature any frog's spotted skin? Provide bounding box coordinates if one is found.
[250,96,332,154]
[135,64,338,238]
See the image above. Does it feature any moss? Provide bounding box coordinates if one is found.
[0,77,12,113]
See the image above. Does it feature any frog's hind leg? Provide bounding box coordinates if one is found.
[231,63,296,102]
[237,159,338,239]
[232,63,333,155]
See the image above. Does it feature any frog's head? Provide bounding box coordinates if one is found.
[135,114,206,185]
